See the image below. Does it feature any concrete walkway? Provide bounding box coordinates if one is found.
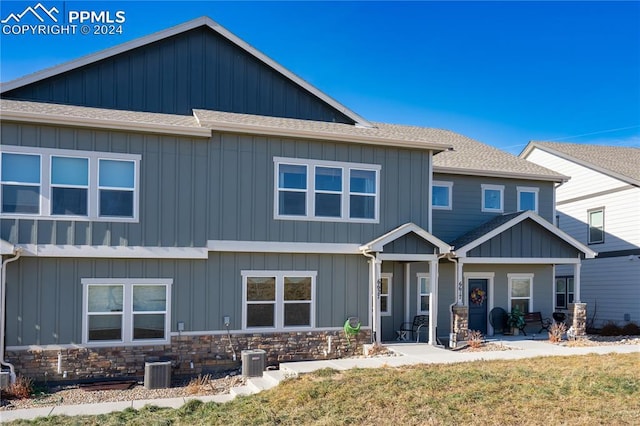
[2,337,638,423]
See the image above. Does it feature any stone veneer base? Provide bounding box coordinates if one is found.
[6,330,370,382]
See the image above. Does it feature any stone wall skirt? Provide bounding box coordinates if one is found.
[6,330,371,381]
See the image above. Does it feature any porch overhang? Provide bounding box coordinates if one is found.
[359,222,452,255]
[452,211,597,259]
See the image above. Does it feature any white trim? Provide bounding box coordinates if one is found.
[17,244,208,259]
[81,278,172,346]
[377,253,439,261]
[517,186,539,213]
[0,145,141,222]
[427,152,433,233]
[0,108,212,138]
[1,16,372,128]
[207,240,361,254]
[380,272,392,317]
[454,210,597,259]
[360,222,451,253]
[508,273,534,312]
[587,207,605,244]
[241,270,317,330]
[0,239,14,255]
[273,157,381,223]
[481,184,504,213]
[460,257,582,264]
[432,180,453,210]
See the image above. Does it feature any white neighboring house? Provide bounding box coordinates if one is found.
[521,142,640,328]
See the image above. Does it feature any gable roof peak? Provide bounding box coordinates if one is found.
[1,16,373,128]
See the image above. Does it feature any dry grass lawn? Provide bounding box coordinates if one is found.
[10,353,640,425]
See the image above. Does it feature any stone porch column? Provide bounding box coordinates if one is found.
[450,305,468,348]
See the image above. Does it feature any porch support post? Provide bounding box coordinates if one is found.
[573,261,581,303]
[456,259,464,305]
[373,257,382,344]
[429,259,438,345]
[404,263,411,325]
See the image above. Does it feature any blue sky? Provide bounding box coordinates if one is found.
[1,1,638,154]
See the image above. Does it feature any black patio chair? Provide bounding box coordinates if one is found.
[489,307,508,334]
[399,315,429,342]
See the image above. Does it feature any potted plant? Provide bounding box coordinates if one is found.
[507,306,525,335]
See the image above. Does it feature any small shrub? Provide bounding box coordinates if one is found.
[4,375,33,399]
[600,322,623,336]
[548,322,567,343]
[186,374,214,395]
[621,322,640,336]
[467,330,483,349]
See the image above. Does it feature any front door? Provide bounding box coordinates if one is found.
[468,279,488,333]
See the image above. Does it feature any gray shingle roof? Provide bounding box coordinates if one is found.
[431,130,567,181]
[1,98,567,181]
[527,141,640,185]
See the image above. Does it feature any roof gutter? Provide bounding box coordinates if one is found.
[433,166,569,183]
[1,248,22,384]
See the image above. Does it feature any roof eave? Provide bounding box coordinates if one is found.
[0,110,212,138]
[433,166,568,183]
[204,121,452,152]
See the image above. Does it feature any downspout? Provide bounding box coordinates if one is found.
[445,253,459,344]
[1,248,22,384]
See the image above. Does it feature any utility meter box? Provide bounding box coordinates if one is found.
[241,349,266,377]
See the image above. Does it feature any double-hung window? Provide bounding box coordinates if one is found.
[51,156,89,216]
[432,181,453,210]
[517,186,539,213]
[1,152,41,214]
[508,273,533,313]
[82,279,172,345]
[588,208,604,244]
[0,146,140,221]
[481,184,504,213]
[242,271,316,329]
[274,157,380,222]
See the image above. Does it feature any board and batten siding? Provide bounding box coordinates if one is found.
[432,173,555,244]
[3,27,353,124]
[1,123,433,247]
[4,253,369,347]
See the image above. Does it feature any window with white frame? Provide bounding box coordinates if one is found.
[432,181,453,210]
[481,184,504,212]
[517,186,539,213]
[417,273,430,314]
[588,208,604,244]
[274,157,380,222]
[0,146,140,221]
[242,271,316,329]
[379,273,392,316]
[82,279,172,345]
[555,276,574,309]
[508,274,533,313]
[1,152,41,214]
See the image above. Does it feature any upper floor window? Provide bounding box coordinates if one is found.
[481,184,504,213]
[274,157,380,222]
[242,271,316,330]
[432,181,453,210]
[588,208,604,244]
[517,186,539,213]
[0,146,140,222]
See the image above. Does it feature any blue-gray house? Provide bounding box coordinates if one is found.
[0,17,595,381]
